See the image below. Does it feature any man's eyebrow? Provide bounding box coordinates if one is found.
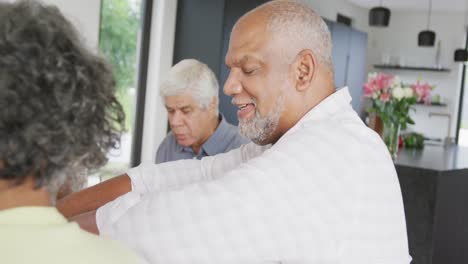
[165,105,191,110]
[227,55,249,67]
[237,56,250,66]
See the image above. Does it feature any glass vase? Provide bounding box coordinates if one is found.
[382,120,401,160]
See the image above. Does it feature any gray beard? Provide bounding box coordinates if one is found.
[239,94,285,145]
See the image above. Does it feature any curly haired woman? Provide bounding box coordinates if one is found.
[0,1,142,263]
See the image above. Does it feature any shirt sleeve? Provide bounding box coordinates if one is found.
[130,142,268,194]
[97,139,336,263]
[96,142,269,235]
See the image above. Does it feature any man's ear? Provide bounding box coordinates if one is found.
[293,49,317,92]
[209,97,218,112]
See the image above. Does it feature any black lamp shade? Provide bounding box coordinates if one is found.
[369,7,391,27]
[454,49,468,62]
[418,30,436,46]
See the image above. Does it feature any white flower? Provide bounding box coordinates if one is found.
[368,72,377,81]
[392,86,405,100]
[392,76,401,87]
[403,87,414,98]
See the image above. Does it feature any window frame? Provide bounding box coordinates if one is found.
[455,29,468,144]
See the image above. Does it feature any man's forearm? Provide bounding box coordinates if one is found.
[71,210,99,235]
[56,174,132,218]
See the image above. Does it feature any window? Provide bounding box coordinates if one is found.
[458,71,468,146]
[457,31,468,146]
[88,0,146,185]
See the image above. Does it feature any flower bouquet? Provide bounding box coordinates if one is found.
[364,72,421,159]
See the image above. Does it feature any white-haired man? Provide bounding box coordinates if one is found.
[156,59,248,164]
[58,1,411,263]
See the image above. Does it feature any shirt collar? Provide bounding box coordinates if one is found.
[0,206,67,225]
[202,114,231,156]
[177,143,191,153]
[280,87,352,140]
[176,114,232,156]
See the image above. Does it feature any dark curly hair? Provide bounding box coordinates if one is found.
[0,1,125,190]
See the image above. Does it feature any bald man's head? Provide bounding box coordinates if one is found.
[224,0,336,145]
[236,0,334,75]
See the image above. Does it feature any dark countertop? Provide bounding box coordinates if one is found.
[394,144,468,264]
[394,144,468,172]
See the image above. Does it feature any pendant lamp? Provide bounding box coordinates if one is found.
[418,0,436,46]
[454,0,468,62]
[455,49,468,62]
[369,0,391,27]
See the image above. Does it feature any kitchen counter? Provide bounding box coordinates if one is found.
[395,144,468,172]
[393,145,468,264]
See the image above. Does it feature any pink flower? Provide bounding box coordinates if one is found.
[380,92,391,102]
[363,83,375,97]
[411,81,432,104]
[363,72,395,98]
[376,73,393,92]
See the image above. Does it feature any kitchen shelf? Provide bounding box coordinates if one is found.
[374,64,451,72]
[415,102,447,107]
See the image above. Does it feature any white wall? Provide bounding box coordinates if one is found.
[40,0,102,50]
[303,2,466,140]
[367,10,466,139]
[0,0,101,49]
[303,0,369,32]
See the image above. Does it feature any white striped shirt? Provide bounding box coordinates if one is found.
[97,88,411,264]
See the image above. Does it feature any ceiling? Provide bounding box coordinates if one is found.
[346,0,468,12]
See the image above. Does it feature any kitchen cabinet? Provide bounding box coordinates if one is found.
[395,145,468,264]
[325,20,368,118]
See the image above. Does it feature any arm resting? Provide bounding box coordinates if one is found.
[71,210,99,235]
[56,174,131,218]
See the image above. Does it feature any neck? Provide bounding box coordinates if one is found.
[0,176,51,210]
[192,114,220,154]
[274,80,335,144]
[304,82,335,114]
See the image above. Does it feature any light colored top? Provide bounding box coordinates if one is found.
[0,206,142,264]
[97,88,411,264]
[155,114,249,163]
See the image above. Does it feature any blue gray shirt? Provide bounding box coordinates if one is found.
[155,115,249,164]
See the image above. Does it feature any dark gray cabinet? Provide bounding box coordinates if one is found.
[326,20,368,118]
[173,0,225,78]
[395,145,468,264]
[173,0,268,126]
[218,0,269,125]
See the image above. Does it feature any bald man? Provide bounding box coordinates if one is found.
[58,1,410,263]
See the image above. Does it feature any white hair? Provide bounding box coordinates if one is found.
[252,0,334,74]
[159,59,219,110]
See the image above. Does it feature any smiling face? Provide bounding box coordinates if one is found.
[224,11,293,145]
[165,91,218,151]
